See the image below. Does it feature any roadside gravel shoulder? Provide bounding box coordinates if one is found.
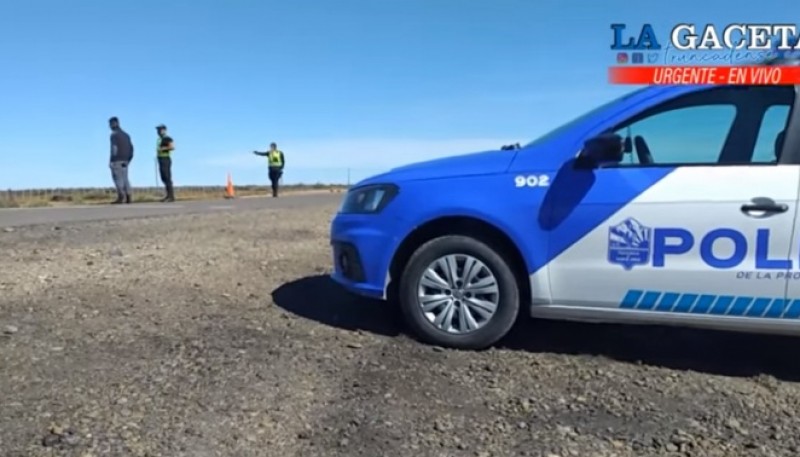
[3,204,800,456]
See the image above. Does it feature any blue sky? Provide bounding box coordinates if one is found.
[0,0,793,189]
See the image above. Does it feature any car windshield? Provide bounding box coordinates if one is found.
[523,86,652,148]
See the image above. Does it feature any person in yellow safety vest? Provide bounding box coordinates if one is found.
[253,142,286,197]
[155,124,176,202]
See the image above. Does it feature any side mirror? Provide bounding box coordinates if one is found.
[575,133,624,168]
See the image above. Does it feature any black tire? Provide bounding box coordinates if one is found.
[398,235,520,350]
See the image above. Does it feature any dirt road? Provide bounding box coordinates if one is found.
[2,202,800,457]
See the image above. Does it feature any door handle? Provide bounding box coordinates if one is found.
[740,203,789,213]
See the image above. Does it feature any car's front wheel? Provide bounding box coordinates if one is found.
[398,235,520,350]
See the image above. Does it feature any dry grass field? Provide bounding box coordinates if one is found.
[0,184,347,208]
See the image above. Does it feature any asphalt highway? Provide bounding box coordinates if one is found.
[0,193,343,228]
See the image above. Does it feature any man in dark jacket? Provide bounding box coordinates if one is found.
[109,116,134,204]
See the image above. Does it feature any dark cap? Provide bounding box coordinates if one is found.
[109,116,119,123]
[155,124,166,130]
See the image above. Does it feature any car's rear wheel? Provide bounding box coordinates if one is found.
[398,235,520,350]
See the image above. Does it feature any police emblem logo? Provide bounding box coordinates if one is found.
[608,217,652,270]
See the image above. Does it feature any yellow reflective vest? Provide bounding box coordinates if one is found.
[268,150,284,167]
[157,136,172,158]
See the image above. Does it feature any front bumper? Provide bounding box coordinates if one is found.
[329,213,401,300]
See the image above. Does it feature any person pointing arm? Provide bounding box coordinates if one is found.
[253,142,285,197]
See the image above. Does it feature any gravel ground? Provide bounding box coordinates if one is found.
[3,201,800,457]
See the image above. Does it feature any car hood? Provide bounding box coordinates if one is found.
[356,148,518,186]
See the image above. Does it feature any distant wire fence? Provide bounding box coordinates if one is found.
[0,183,348,208]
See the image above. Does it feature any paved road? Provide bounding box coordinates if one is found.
[0,193,343,228]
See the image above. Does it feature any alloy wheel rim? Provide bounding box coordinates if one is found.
[417,254,500,334]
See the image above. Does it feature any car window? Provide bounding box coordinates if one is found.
[615,105,736,165]
[609,86,795,167]
[751,105,791,163]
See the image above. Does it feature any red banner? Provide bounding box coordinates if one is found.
[609,66,800,85]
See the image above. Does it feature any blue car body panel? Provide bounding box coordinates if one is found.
[330,83,709,300]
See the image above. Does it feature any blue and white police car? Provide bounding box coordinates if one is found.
[330,66,800,350]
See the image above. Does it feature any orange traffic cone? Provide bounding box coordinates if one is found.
[225,173,235,199]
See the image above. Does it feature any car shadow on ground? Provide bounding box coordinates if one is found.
[271,275,403,337]
[274,275,800,382]
[502,318,800,382]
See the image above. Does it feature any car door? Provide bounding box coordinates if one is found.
[545,85,800,322]
[780,101,800,312]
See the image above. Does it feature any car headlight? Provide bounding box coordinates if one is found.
[339,184,399,214]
